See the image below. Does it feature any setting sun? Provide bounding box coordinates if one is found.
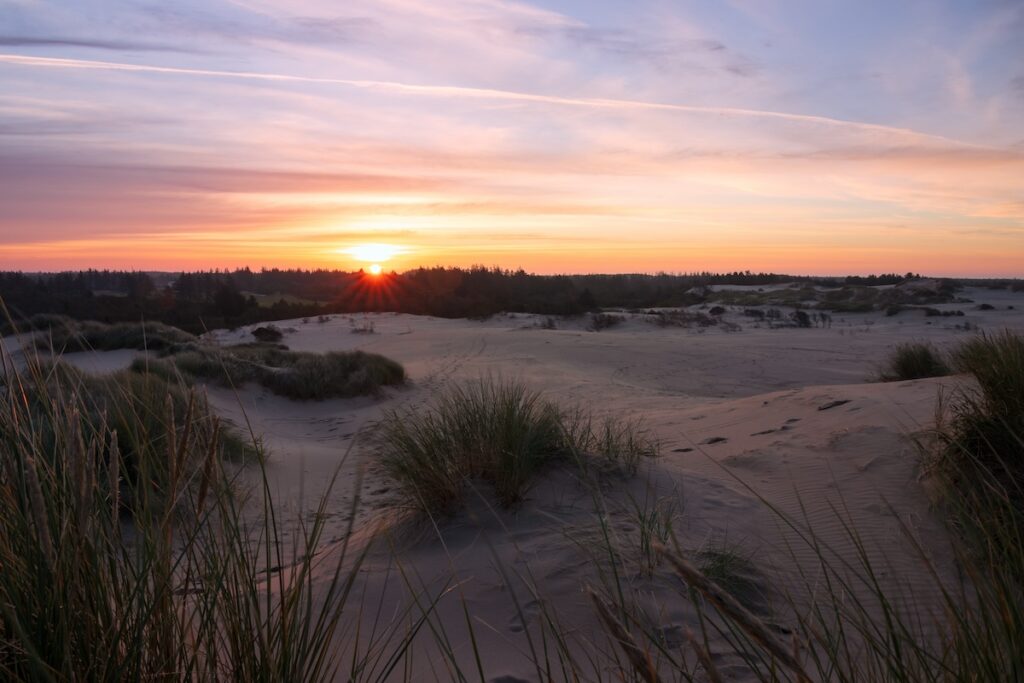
[344,243,406,264]
[368,263,383,276]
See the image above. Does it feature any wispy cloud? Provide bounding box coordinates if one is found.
[0,36,190,52]
[1,0,1022,274]
[0,53,980,149]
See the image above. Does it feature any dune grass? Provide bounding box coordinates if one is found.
[936,330,1024,537]
[4,320,1023,680]
[32,319,198,353]
[571,332,1024,682]
[0,312,76,337]
[134,343,406,401]
[0,344,420,681]
[8,358,253,493]
[559,484,1024,682]
[878,341,950,381]
[12,316,405,402]
[377,378,656,513]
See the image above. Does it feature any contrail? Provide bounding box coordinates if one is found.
[0,53,975,147]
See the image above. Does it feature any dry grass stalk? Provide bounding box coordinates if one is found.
[655,543,809,679]
[683,627,724,683]
[586,586,663,683]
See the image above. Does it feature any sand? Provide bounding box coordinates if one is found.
[197,286,1020,680]
[5,285,1022,679]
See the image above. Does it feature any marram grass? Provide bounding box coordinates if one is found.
[377,377,657,514]
[0,344,419,681]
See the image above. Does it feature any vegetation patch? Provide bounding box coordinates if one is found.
[936,331,1024,517]
[251,324,284,342]
[878,341,951,381]
[31,319,196,353]
[0,348,402,680]
[589,312,625,331]
[377,378,656,513]
[134,343,405,401]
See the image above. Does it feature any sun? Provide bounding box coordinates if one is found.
[368,263,382,276]
[343,242,405,264]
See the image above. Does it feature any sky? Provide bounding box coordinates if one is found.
[1,0,1023,276]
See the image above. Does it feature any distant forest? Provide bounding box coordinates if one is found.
[0,267,1015,334]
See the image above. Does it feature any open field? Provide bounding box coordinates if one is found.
[2,284,1022,680]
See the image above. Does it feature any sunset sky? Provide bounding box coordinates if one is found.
[1,1,1023,275]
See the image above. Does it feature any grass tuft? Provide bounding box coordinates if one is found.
[878,341,950,381]
[377,378,656,513]
[937,330,1024,525]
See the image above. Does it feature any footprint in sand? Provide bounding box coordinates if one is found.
[818,399,851,411]
[672,447,694,453]
[723,451,774,472]
[700,436,728,445]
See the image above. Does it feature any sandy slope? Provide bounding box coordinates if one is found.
[6,287,1022,679]
[197,288,1020,680]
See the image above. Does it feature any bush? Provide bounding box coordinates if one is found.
[377,378,656,513]
[251,325,284,342]
[589,312,624,331]
[878,342,950,381]
[791,310,812,328]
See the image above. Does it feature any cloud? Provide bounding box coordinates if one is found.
[135,6,377,47]
[0,35,192,52]
[522,24,723,57]
[512,21,762,77]
[0,53,978,149]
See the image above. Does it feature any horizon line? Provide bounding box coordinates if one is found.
[5,266,1021,281]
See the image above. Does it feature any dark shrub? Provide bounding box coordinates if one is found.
[878,342,950,381]
[792,310,812,328]
[251,325,284,343]
[590,313,624,331]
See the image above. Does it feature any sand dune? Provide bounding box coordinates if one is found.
[194,289,1019,679]
[6,287,1020,679]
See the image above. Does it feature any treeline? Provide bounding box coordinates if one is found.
[0,267,975,333]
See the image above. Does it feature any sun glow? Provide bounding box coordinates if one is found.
[368,263,383,275]
[343,243,406,264]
